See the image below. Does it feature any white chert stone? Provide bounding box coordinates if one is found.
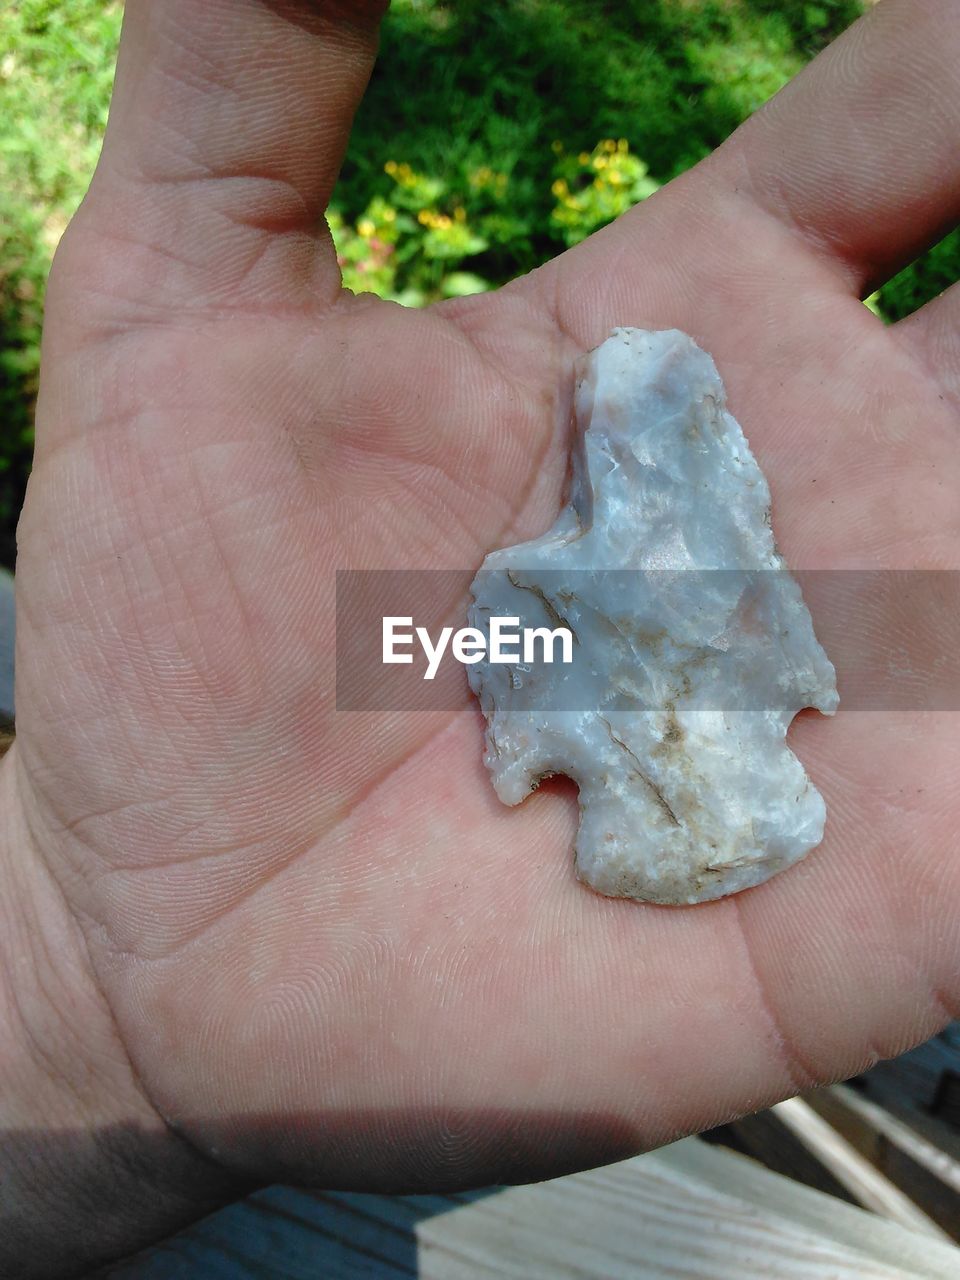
[468,328,838,905]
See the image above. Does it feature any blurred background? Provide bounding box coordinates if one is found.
[1,0,959,580]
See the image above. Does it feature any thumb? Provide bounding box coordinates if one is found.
[58,0,386,320]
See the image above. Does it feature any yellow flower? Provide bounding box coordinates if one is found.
[357,217,376,237]
[593,155,607,170]
[603,139,617,153]
[578,151,591,166]
[551,178,569,197]
[418,209,432,226]
[617,138,629,153]
[384,160,397,175]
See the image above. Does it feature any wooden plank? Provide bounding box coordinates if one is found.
[665,1139,960,1278]
[705,1107,858,1203]
[416,1139,957,1279]
[105,1187,416,1279]
[107,1185,488,1277]
[303,1187,465,1237]
[772,1096,951,1240]
[802,1086,960,1239]
[106,1136,960,1278]
[828,1085,960,1196]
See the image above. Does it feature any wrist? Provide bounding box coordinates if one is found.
[0,746,240,1277]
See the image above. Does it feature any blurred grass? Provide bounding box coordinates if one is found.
[1,0,958,570]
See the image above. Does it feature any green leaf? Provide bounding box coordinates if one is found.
[440,271,492,298]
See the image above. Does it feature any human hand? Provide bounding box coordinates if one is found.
[5,0,960,1266]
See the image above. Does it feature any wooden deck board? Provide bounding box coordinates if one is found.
[107,1137,960,1278]
[415,1141,956,1280]
[107,1194,415,1279]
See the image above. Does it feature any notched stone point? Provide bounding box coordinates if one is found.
[468,328,838,905]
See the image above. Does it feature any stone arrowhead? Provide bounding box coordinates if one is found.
[468,328,837,904]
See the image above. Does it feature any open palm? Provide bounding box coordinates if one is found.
[10,0,960,1213]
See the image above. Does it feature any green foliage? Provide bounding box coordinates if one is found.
[330,0,856,302]
[744,0,866,54]
[877,228,960,323]
[550,140,660,247]
[0,0,122,568]
[2,0,959,571]
[329,160,500,307]
[330,138,656,304]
